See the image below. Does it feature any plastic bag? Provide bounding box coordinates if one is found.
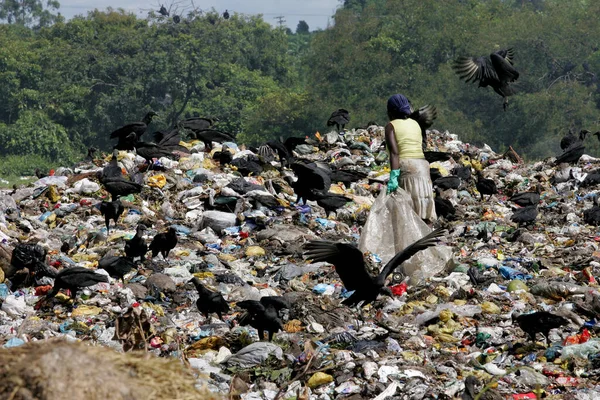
[358,188,453,284]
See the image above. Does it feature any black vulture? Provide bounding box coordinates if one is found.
[263,139,293,167]
[192,129,236,150]
[430,168,443,182]
[172,15,181,23]
[223,9,230,19]
[327,109,350,131]
[433,175,461,190]
[452,165,472,181]
[237,296,289,341]
[149,227,178,259]
[10,243,55,285]
[453,48,519,110]
[475,172,498,201]
[39,267,109,305]
[191,277,230,321]
[561,129,589,150]
[135,129,188,168]
[512,311,570,343]
[594,131,600,142]
[310,190,352,217]
[125,224,148,262]
[99,200,124,232]
[290,161,332,204]
[98,255,136,282]
[583,196,600,226]
[423,151,452,163]
[159,5,169,16]
[510,205,538,226]
[284,137,307,153]
[409,104,437,151]
[303,228,446,306]
[102,149,122,180]
[213,146,234,165]
[178,117,216,131]
[100,176,143,202]
[434,196,456,220]
[509,184,542,206]
[110,111,157,150]
[230,156,263,176]
[554,141,585,165]
[330,168,367,188]
[582,169,600,187]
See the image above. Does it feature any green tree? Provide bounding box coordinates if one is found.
[296,20,309,34]
[0,0,62,28]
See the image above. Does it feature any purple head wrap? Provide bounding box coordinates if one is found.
[387,94,412,118]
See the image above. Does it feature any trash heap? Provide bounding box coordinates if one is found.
[2,127,600,399]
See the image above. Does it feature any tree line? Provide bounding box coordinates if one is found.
[1,0,600,176]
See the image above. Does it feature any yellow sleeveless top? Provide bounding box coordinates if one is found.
[390,118,424,159]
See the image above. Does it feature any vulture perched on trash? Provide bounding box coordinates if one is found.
[512,311,570,343]
[110,111,157,150]
[453,48,519,111]
[98,255,136,283]
[475,172,498,201]
[237,296,290,341]
[99,200,124,232]
[560,129,589,151]
[38,267,109,306]
[327,109,350,131]
[149,227,178,259]
[125,224,148,262]
[303,228,446,306]
[509,184,542,206]
[290,161,332,204]
[191,277,230,321]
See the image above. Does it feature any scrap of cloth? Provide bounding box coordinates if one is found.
[387,94,412,117]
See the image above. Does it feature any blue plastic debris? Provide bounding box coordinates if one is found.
[3,338,25,348]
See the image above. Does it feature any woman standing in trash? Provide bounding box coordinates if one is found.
[385,94,437,221]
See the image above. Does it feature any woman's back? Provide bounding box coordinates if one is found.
[390,118,424,159]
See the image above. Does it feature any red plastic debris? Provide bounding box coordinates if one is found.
[512,394,537,400]
[390,282,407,296]
[563,328,590,346]
[80,199,92,206]
[35,285,53,296]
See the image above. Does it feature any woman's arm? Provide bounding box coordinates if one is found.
[385,122,400,170]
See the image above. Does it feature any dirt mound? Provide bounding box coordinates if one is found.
[0,339,221,400]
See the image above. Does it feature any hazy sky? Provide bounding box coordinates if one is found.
[57,0,342,31]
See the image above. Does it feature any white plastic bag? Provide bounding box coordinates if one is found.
[358,188,453,284]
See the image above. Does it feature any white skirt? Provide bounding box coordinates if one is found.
[399,158,437,220]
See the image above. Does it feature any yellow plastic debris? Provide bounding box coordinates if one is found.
[71,305,103,317]
[186,336,227,353]
[439,309,453,322]
[507,280,529,292]
[202,158,217,170]
[329,185,345,194]
[481,301,501,314]
[147,174,167,188]
[425,294,438,304]
[245,246,266,257]
[307,372,333,388]
[219,254,237,262]
[284,320,303,333]
[46,185,60,203]
[435,333,460,343]
[71,254,99,262]
[193,272,215,279]
[142,302,165,317]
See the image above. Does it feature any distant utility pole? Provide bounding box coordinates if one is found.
[274,15,286,28]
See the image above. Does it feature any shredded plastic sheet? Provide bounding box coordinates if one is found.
[359,188,453,284]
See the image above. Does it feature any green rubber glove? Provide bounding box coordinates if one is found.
[387,169,401,194]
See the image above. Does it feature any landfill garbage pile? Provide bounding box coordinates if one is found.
[2,126,600,399]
